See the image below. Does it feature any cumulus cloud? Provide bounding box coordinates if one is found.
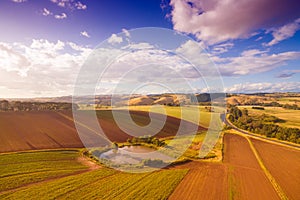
[225,82,300,93]
[0,39,92,97]
[169,0,300,45]
[80,31,90,38]
[267,18,300,46]
[54,13,67,19]
[108,34,123,44]
[42,8,52,16]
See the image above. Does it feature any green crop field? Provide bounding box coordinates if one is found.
[0,150,88,192]
[0,150,188,200]
[238,106,300,129]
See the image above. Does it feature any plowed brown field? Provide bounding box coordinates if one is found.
[0,110,204,153]
[170,133,283,200]
[169,162,228,200]
[224,134,280,200]
[0,111,83,152]
[251,138,300,200]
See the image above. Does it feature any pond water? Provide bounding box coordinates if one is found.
[99,146,173,165]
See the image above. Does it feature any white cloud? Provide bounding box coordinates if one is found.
[122,29,131,38]
[108,34,123,44]
[42,8,52,16]
[215,49,300,76]
[80,31,90,38]
[50,0,69,8]
[50,0,87,10]
[54,13,67,19]
[11,0,27,3]
[0,39,92,97]
[175,40,300,76]
[211,42,234,54]
[75,1,87,10]
[169,0,300,45]
[267,18,300,46]
[225,82,300,93]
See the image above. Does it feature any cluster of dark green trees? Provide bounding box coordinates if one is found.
[242,101,299,110]
[127,136,166,147]
[228,106,300,144]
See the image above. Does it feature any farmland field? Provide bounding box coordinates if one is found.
[223,134,279,200]
[116,105,223,128]
[0,110,204,152]
[0,150,187,200]
[0,111,84,152]
[251,138,300,200]
[0,150,88,192]
[169,162,228,200]
[238,106,300,129]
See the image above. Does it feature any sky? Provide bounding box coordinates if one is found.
[0,0,300,98]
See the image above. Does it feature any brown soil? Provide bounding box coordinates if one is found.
[224,134,280,200]
[169,161,228,200]
[0,110,205,153]
[251,138,300,200]
[0,111,83,152]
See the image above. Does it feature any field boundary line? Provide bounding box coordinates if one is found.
[244,136,288,200]
[225,116,300,150]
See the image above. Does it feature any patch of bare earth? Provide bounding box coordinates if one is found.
[224,134,280,200]
[251,138,300,200]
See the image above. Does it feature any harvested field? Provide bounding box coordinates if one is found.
[0,110,204,152]
[224,134,280,200]
[0,111,83,152]
[96,110,205,142]
[169,162,228,200]
[252,138,300,200]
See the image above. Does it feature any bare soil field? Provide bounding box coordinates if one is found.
[251,138,300,200]
[169,162,228,200]
[223,134,280,200]
[0,111,83,152]
[0,110,204,152]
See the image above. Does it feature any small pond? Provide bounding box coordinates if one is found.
[99,146,173,165]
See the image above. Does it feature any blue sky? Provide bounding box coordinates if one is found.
[0,0,300,97]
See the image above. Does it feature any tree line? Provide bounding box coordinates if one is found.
[228,106,300,144]
[0,100,78,111]
[230,101,299,110]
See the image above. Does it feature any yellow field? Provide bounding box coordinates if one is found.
[115,105,224,129]
[238,106,300,129]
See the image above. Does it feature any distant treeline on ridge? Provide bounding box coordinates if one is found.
[0,100,78,111]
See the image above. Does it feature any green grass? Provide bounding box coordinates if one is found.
[0,168,116,199]
[239,106,300,129]
[0,150,88,192]
[1,166,187,200]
